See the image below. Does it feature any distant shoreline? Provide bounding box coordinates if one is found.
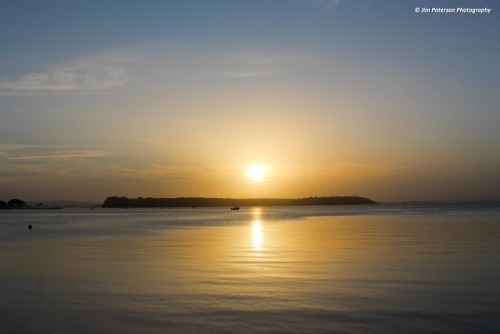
[102,196,377,208]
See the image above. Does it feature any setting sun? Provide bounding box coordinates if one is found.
[247,164,266,182]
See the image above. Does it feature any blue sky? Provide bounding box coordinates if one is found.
[0,0,499,202]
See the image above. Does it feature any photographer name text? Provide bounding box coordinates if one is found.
[415,7,492,14]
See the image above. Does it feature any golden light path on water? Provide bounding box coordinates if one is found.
[1,208,500,333]
[251,208,264,252]
[252,220,264,252]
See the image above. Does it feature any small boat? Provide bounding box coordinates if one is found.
[230,206,240,211]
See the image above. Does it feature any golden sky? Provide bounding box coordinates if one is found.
[0,1,499,202]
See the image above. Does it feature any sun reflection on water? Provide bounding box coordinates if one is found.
[251,208,264,252]
[252,220,264,252]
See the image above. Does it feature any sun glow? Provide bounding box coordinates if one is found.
[247,164,266,182]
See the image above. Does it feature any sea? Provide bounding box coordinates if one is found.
[1,204,499,334]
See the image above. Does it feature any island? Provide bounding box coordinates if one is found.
[102,196,377,208]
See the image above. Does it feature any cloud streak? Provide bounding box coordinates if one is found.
[318,0,346,9]
[0,144,113,161]
[0,40,316,96]
[8,149,112,161]
[0,50,137,94]
[0,69,127,92]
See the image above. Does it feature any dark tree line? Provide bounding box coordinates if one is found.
[102,196,376,208]
[0,198,26,209]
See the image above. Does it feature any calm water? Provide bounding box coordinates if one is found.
[1,205,500,333]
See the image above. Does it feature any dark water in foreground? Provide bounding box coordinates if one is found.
[1,205,500,333]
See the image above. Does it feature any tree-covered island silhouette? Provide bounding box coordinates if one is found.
[102,196,377,208]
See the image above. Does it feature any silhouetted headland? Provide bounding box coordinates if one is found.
[102,196,377,208]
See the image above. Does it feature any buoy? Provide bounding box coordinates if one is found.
[28,225,32,230]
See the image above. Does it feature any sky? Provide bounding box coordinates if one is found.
[0,0,499,203]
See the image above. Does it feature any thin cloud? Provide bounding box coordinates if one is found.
[0,40,317,95]
[100,163,229,182]
[0,69,127,92]
[0,144,116,183]
[317,0,346,9]
[9,150,112,161]
[0,144,113,160]
[0,50,137,94]
[201,70,278,79]
[0,144,63,156]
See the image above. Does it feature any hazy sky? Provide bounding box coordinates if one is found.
[1,0,499,203]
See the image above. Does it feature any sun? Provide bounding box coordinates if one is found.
[247,164,266,182]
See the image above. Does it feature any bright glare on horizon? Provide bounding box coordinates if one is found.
[247,164,266,183]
